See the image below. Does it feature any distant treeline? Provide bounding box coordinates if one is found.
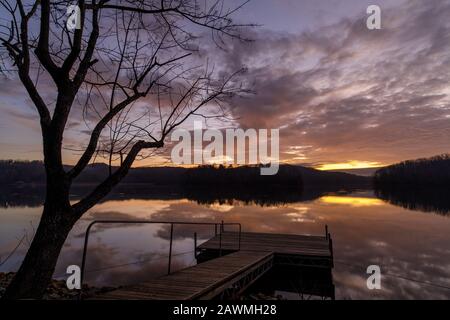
[0,162,371,209]
[0,160,370,187]
[0,160,187,185]
[0,160,46,184]
[374,154,450,186]
[183,165,302,186]
[184,164,370,188]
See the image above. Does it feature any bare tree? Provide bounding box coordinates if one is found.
[0,0,251,299]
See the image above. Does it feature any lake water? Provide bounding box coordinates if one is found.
[1,187,450,299]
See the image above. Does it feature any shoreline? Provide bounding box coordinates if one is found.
[0,272,116,300]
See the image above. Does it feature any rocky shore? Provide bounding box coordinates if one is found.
[0,272,116,300]
[1,272,286,300]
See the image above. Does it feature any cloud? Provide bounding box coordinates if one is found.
[210,0,450,166]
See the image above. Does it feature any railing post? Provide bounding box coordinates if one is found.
[79,221,96,300]
[168,223,174,275]
[194,232,197,259]
[221,220,224,233]
[215,224,218,236]
[325,225,329,240]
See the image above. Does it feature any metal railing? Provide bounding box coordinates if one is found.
[79,220,241,298]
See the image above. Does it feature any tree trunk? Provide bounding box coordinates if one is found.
[2,182,75,299]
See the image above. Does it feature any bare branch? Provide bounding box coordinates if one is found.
[72,139,164,215]
[68,93,141,179]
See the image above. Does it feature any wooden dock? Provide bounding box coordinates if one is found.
[198,232,332,262]
[97,250,273,300]
[95,231,333,300]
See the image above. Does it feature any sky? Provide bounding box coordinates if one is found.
[1,0,450,170]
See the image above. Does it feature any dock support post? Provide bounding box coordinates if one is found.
[219,229,222,257]
[329,237,334,267]
[168,223,174,275]
[219,221,225,257]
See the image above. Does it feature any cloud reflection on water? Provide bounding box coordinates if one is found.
[2,191,450,299]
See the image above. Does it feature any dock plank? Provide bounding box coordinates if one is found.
[97,250,273,300]
[198,232,331,257]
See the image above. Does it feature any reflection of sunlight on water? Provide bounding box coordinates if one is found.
[206,203,234,212]
[290,206,309,213]
[285,212,316,223]
[284,206,315,223]
[320,196,384,207]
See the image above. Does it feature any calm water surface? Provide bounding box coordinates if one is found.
[1,189,450,299]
